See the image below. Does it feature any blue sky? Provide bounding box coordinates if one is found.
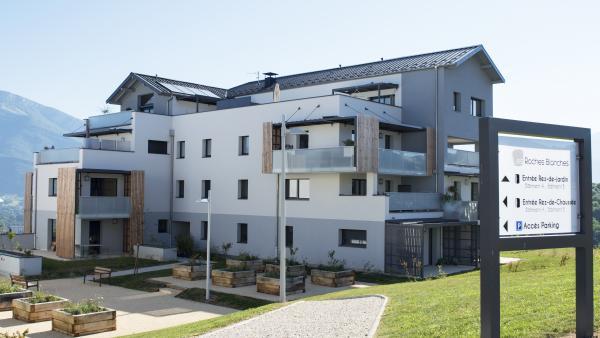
[1,0,599,132]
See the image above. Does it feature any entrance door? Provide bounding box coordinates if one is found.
[89,221,101,255]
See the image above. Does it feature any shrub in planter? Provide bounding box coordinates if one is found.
[256,272,305,295]
[12,291,70,322]
[172,254,208,280]
[264,248,306,277]
[310,250,355,287]
[0,282,32,311]
[175,235,194,258]
[211,268,256,288]
[52,298,116,336]
[226,251,264,272]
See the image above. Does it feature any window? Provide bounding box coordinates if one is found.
[176,180,185,198]
[239,136,249,155]
[286,179,310,199]
[384,180,392,193]
[471,182,479,201]
[202,180,211,199]
[48,178,57,196]
[351,179,367,196]
[237,223,248,243]
[238,179,248,200]
[285,225,293,248]
[201,221,208,240]
[48,219,56,242]
[90,178,117,196]
[177,141,185,158]
[384,135,392,149]
[453,92,461,112]
[340,229,367,248]
[202,139,212,158]
[397,184,412,192]
[158,219,168,233]
[470,98,484,117]
[272,127,281,150]
[148,140,168,154]
[138,94,154,113]
[298,134,309,149]
[369,95,395,105]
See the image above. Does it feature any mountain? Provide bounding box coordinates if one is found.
[593,133,600,183]
[0,90,81,195]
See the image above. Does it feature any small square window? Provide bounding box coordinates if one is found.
[340,229,367,248]
[238,179,248,200]
[148,140,168,154]
[237,223,248,243]
[176,180,185,198]
[158,219,168,233]
[177,141,185,159]
[239,136,249,156]
[202,139,212,158]
[48,178,57,197]
[351,179,366,196]
[470,98,484,117]
[285,179,310,200]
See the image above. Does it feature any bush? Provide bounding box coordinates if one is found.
[0,282,21,294]
[26,291,61,304]
[235,251,259,261]
[63,298,106,315]
[176,235,194,257]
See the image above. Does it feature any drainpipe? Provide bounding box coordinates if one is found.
[434,66,439,193]
[169,129,175,248]
[33,167,38,248]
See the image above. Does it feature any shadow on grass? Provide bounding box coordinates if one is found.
[176,288,272,310]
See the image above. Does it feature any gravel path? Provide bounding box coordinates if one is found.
[199,295,387,338]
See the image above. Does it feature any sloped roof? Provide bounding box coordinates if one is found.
[228,45,504,97]
[106,73,227,104]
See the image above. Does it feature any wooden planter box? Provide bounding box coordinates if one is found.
[52,308,116,336]
[0,290,33,311]
[226,258,264,272]
[256,275,305,295]
[264,263,306,277]
[211,269,255,288]
[12,296,70,322]
[172,264,207,281]
[310,269,355,287]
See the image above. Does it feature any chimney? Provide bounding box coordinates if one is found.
[263,72,278,88]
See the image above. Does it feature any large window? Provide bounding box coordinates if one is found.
[239,136,249,156]
[158,219,168,233]
[286,179,309,200]
[138,94,154,113]
[202,180,211,199]
[351,179,367,196]
[176,180,185,198]
[48,178,57,196]
[202,139,212,158]
[201,221,208,240]
[237,223,248,243]
[238,179,248,200]
[285,225,293,248]
[90,178,117,196]
[340,229,367,248]
[48,219,56,243]
[148,140,168,154]
[470,98,484,117]
[177,141,185,159]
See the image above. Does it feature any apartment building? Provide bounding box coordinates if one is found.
[23,45,504,276]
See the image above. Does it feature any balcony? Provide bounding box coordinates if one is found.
[273,146,356,173]
[37,148,80,165]
[77,196,131,219]
[443,201,478,222]
[387,192,442,212]
[379,149,426,176]
[444,149,479,175]
[84,138,131,152]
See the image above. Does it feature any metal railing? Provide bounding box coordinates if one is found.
[84,138,131,152]
[379,149,426,176]
[78,196,131,218]
[446,149,479,167]
[443,201,478,221]
[37,148,80,164]
[387,192,442,212]
[273,146,356,173]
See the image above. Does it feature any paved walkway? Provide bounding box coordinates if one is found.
[199,296,387,338]
[1,276,236,337]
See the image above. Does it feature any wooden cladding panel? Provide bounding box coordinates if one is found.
[56,167,76,259]
[23,172,33,234]
[426,127,436,176]
[356,115,379,173]
[127,171,144,252]
[262,122,273,173]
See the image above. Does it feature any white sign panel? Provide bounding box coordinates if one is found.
[498,134,580,237]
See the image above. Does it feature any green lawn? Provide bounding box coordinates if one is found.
[176,288,272,310]
[102,269,172,292]
[121,249,600,338]
[39,256,167,280]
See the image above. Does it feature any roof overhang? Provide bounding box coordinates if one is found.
[386,218,478,227]
[77,168,131,175]
[332,82,399,94]
[453,45,505,84]
[273,116,424,133]
[64,127,132,138]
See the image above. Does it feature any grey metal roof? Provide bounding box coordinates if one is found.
[227,45,504,97]
[107,73,227,104]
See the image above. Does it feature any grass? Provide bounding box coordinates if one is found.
[39,256,168,280]
[121,249,600,338]
[101,269,171,292]
[176,288,272,310]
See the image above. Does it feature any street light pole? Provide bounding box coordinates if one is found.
[205,190,212,301]
[279,114,287,303]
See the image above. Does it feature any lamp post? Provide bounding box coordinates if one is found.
[279,115,287,303]
[200,190,212,301]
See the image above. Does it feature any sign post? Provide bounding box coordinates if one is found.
[479,117,593,338]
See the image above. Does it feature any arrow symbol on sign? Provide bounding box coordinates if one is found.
[503,197,508,207]
[503,221,508,232]
[502,176,510,182]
